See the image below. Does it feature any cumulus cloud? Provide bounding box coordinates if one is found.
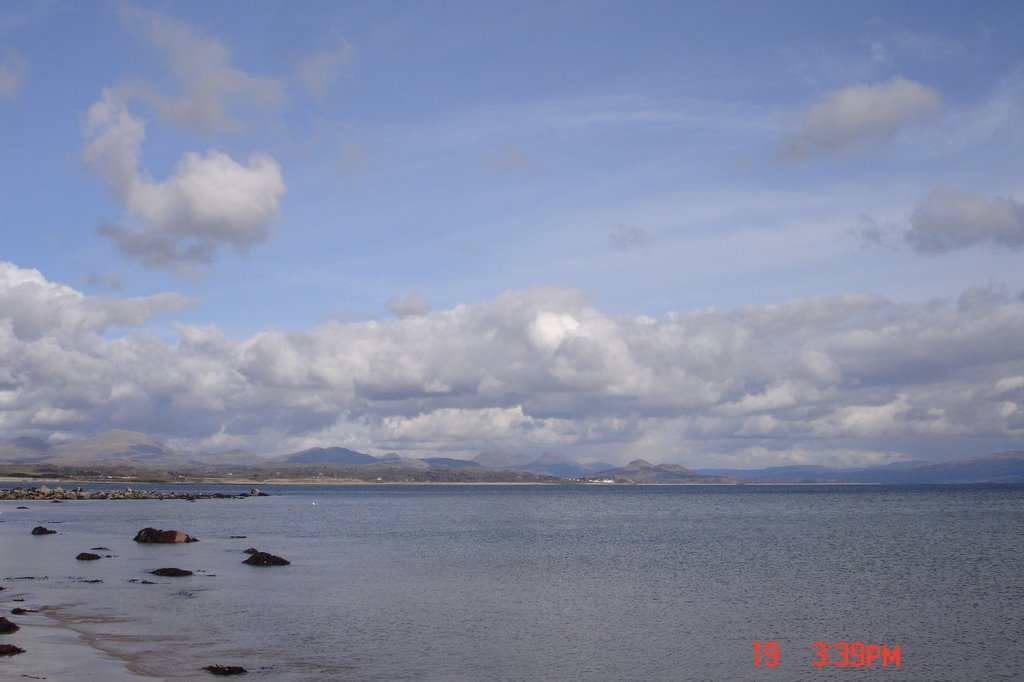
[0,262,192,339]
[906,188,1024,253]
[0,49,27,99]
[82,90,286,272]
[3,267,1024,466]
[119,3,284,134]
[783,76,942,159]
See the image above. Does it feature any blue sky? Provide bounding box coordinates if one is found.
[1,1,1023,467]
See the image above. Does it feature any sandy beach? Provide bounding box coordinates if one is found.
[0,599,153,680]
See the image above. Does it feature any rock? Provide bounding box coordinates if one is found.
[10,608,36,615]
[0,616,19,634]
[0,644,26,656]
[243,547,258,555]
[134,527,198,543]
[150,567,193,577]
[242,551,290,566]
[76,552,102,561]
[16,506,28,509]
[36,485,50,496]
[204,664,247,675]
[31,526,57,535]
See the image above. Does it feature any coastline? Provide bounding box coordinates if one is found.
[0,602,154,681]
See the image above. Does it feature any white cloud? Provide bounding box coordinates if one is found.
[0,262,191,339]
[82,91,286,272]
[783,76,942,159]
[119,3,284,134]
[3,267,1024,465]
[906,188,1024,253]
[0,49,27,99]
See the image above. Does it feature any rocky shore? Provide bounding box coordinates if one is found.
[0,485,265,501]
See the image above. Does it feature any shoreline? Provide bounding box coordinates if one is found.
[0,600,155,681]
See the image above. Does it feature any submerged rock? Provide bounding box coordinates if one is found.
[150,567,193,577]
[204,664,247,675]
[30,526,57,535]
[0,616,19,634]
[0,643,25,656]
[134,527,198,543]
[242,550,290,566]
[76,552,102,561]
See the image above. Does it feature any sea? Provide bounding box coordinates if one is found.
[1,483,1022,681]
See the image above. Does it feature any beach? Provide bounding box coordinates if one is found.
[0,602,153,680]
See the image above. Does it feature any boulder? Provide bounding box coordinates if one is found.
[242,550,289,566]
[150,567,193,577]
[134,527,198,543]
[0,616,19,634]
[76,552,102,561]
[0,644,26,656]
[31,526,57,535]
[204,664,247,675]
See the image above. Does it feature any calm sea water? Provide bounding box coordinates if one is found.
[1,483,1022,681]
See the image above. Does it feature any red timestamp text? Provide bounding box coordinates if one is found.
[752,640,901,668]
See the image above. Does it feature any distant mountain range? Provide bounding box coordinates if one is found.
[0,430,264,467]
[1,430,1022,484]
[696,452,1024,484]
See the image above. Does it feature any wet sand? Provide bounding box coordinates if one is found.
[0,601,153,680]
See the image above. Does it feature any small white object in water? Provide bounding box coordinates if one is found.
[312,501,317,506]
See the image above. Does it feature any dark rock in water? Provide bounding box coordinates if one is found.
[79,579,104,584]
[230,535,247,539]
[0,643,26,656]
[134,527,198,543]
[204,664,247,675]
[11,608,36,615]
[16,506,28,510]
[31,526,57,535]
[151,567,193,577]
[76,552,102,561]
[243,547,258,555]
[242,550,289,566]
[91,546,111,551]
[0,616,19,634]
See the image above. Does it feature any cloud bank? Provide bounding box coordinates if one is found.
[783,76,942,158]
[2,263,1022,467]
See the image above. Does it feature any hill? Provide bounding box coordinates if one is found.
[273,447,377,466]
[593,459,732,484]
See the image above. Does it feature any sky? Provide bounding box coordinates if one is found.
[1,0,1023,468]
